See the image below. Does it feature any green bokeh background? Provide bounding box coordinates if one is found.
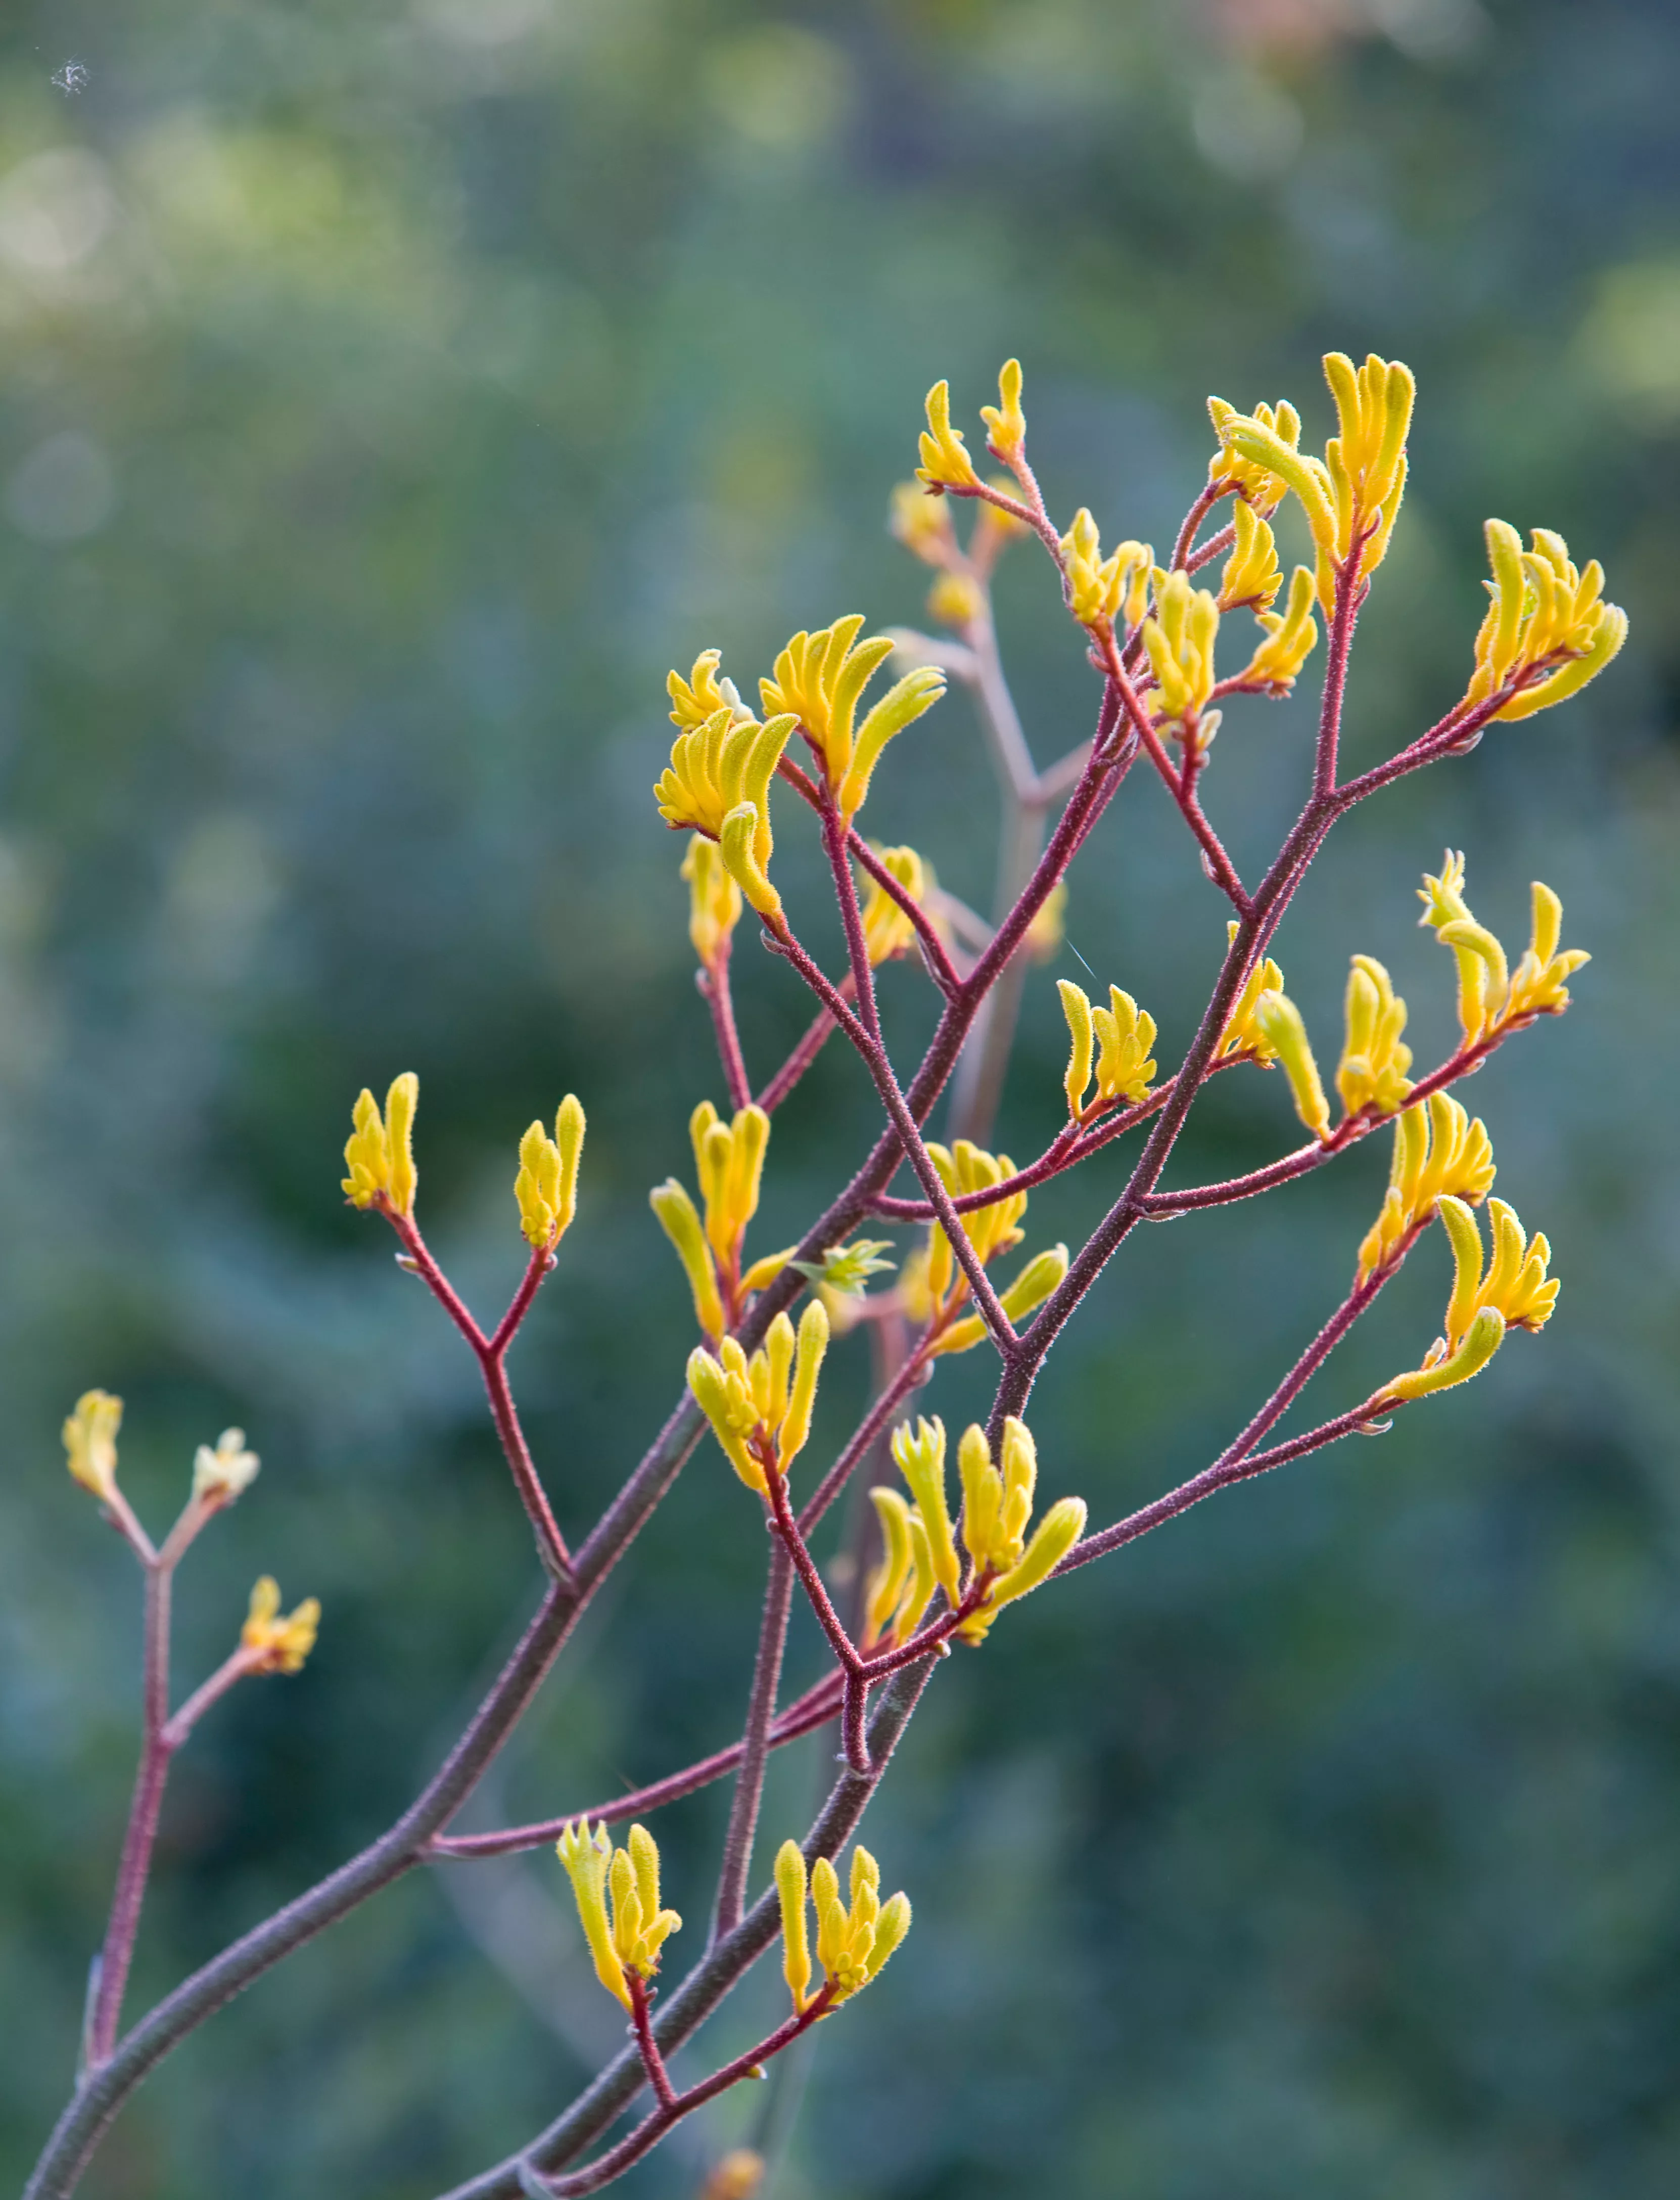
[3,2,1677,2194]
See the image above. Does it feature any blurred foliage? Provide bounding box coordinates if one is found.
[2,0,1678,2195]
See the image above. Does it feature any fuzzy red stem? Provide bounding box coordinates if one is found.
[1171,482,1230,572]
[699,938,754,1114]
[1053,1403,1388,1581]
[1098,629,1250,912]
[847,832,962,997]
[394,1218,572,1578]
[161,1646,263,1751]
[430,1675,845,1861]
[626,1974,677,2114]
[712,1539,794,1942]
[773,920,1019,1359]
[1145,1025,1523,1217]
[87,1565,173,2067]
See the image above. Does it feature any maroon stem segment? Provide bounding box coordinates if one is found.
[87,1565,173,2068]
[431,1674,845,1861]
[698,939,753,1113]
[711,1539,794,1941]
[626,1974,676,2113]
[393,1215,573,1580]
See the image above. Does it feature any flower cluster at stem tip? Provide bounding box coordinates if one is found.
[651,1101,788,1343]
[687,1300,830,1495]
[866,1415,1087,1651]
[775,1840,911,2013]
[555,1819,682,2012]
[61,1390,318,1678]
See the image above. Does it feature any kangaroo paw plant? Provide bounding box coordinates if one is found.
[29,352,1624,2200]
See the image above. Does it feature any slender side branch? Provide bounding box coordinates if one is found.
[430,1674,845,1861]
[86,1563,172,2068]
[1097,629,1250,913]
[698,938,754,1113]
[775,916,1018,1359]
[392,1217,572,1579]
[1144,1025,1526,1217]
[847,832,961,998]
[712,1539,794,1941]
[1056,1402,1391,1580]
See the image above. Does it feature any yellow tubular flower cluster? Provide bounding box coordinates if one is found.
[1216,925,1286,1062]
[1217,353,1414,611]
[681,837,741,968]
[555,1819,681,2013]
[1463,521,1627,721]
[761,617,946,821]
[1335,956,1412,1118]
[776,1840,911,2014]
[650,1101,788,1339]
[1218,499,1283,613]
[515,1094,586,1250]
[692,1099,769,1260]
[902,1139,1066,1356]
[654,696,781,839]
[1206,396,1301,513]
[653,697,795,927]
[342,1072,419,1215]
[1440,1194,1559,1343]
[916,379,982,493]
[1251,990,1332,1140]
[862,1485,920,1649]
[889,1416,963,1608]
[1380,1194,1558,1404]
[241,1577,320,1675]
[1238,566,1320,691]
[979,357,1026,464]
[63,1388,122,1505]
[1357,1092,1496,1276]
[1057,979,1158,1118]
[1140,571,1221,743]
[1059,510,1155,631]
[955,1420,1088,1643]
[193,1428,260,1510]
[859,845,932,966]
[1419,854,1590,1043]
[867,1415,1087,1651]
[687,1300,829,1495]
[667,647,742,732]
